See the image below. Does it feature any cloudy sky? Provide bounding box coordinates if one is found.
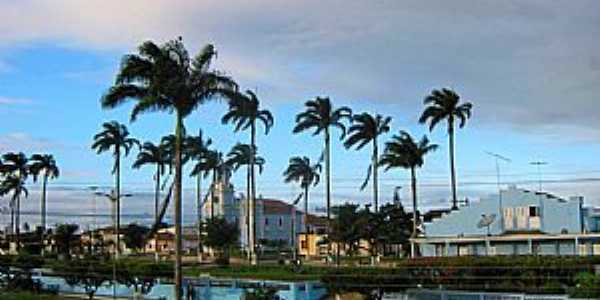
[1,0,600,226]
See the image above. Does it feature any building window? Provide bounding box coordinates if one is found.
[279,217,283,228]
[265,218,269,226]
[301,240,307,249]
[529,206,540,217]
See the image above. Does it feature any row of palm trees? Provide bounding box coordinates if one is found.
[0,152,60,249]
[97,37,473,299]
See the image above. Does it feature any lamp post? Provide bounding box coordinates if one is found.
[94,190,133,300]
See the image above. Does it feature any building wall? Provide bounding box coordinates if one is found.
[424,185,583,237]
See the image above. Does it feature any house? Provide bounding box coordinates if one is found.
[144,226,199,255]
[414,185,600,257]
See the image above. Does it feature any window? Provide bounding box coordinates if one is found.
[279,217,283,228]
[529,206,540,217]
[265,218,269,226]
[301,240,307,249]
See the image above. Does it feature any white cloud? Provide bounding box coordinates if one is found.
[0,132,62,153]
[0,96,32,106]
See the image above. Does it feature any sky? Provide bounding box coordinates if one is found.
[1,0,600,227]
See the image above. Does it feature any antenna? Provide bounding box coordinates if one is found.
[485,151,511,233]
[529,161,548,192]
[477,213,496,236]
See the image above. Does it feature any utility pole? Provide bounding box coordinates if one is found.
[485,151,511,232]
[530,160,548,232]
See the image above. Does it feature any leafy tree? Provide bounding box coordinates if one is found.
[53,223,80,258]
[133,141,167,222]
[283,156,321,234]
[377,203,414,257]
[419,88,472,210]
[29,154,60,235]
[123,223,150,253]
[330,203,362,263]
[200,217,239,265]
[380,131,437,245]
[0,152,30,248]
[293,97,351,259]
[101,37,238,298]
[344,113,391,212]
[222,90,273,264]
[91,121,139,257]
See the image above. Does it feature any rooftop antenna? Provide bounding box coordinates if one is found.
[485,151,511,232]
[529,161,548,192]
[477,213,497,236]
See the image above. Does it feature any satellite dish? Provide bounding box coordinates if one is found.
[477,214,496,228]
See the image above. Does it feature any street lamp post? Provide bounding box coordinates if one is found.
[94,190,133,300]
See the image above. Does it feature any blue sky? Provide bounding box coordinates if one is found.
[1,1,600,225]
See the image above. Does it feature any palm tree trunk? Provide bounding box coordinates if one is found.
[449,121,458,210]
[410,167,417,238]
[173,112,184,300]
[250,121,257,265]
[196,174,202,261]
[304,186,309,235]
[210,170,216,219]
[373,139,379,212]
[325,127,332,261]
[15,194,20,251]
[246,165,251,262]
[115,148,121,259]
[41,172,48,255]
[155,165,160,225]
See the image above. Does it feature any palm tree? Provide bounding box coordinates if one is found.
[222,90,273,264]
[226,143,265,258]
[29,154,60,252]
[185,129,212,226]
[283,156,321,235]
[1,152,30,248]
[100,37,238,299]
[133,142,167,222]
[380,131,438,248]
[91,121,139,258]
[192,149,224,220]
[419,88,472,210]
[344,113,391,212]
[293,97,351,231]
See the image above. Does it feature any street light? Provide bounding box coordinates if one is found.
[94,190,133,300]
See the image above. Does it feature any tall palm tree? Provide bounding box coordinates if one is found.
[293,97,351,229]
[192,149,225,220]
[283,156,321,235]
[91,121,139,258]
[185,129,212,224]
[344,113,391,212]
[380,131,438,245]
[29,154,60,252]
[222,90,273,264]
[419,88,472,210]
[226,143,265,258]
[1,152,30,248]
[100,37,238,299]
[133,142,167,222]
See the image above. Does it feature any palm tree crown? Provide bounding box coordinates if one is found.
[419,88,472,210]
[226,143,265,174]
[380,131,438,171]
[91,121,139,172]
[222,90,274,134]
[133,141,168,173]
[1,152,29,178]
[29,154,60,181]
[293,97,352,138]
[0,175,28,203]
[283,156,321,189]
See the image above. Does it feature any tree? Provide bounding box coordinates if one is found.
[100,38,237,299]
[344,113,391,212]
[0,152,30,249]
[377,203,414,257]
[379,131,437,254]
[419,88,472,210]
[57,258,111,300]
[192,149,225,219]
[200,217,239,265]
[293,97,351,258]
[91,121,139,258]
[329,203,362,263]
[29,154,60,242]
[122,223,150,253]
[133,142,167,222]
[226,143,265,258]
[222,89,273,264]
[53,223,80,258]
[283,156,321,234]
[184,129,212,252]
